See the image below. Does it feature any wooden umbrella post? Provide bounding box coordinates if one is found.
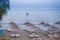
[14,36,17,40]
[32,37,35,40]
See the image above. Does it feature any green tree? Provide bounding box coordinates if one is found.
[0,0,10,20]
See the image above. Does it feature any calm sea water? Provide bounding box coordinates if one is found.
[0,8,60,31]
[2,9,60,23]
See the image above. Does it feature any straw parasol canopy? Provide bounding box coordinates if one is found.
[24,21,34,26]
[24,21,44,33]
[56,28,60,32]
[54,21,60,24]
[23,21,37,28]
[39,21,46,25]
[47,25,58,31]
[33,27,43,33]
[39,21,50,26]
[9,21,21,32]
[44,23,51,26]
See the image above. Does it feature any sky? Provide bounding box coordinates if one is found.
[1,0,60,23]
[10,0,60,9]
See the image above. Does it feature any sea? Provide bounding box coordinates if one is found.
[0,8,60,31]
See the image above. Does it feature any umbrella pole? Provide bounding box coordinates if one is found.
[32,33,35,40]
[14,37,17,40]
[33,38,34,40]
[14,35,17,40]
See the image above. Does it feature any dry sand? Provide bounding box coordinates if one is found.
[0,29,60,40]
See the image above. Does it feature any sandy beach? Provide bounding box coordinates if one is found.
[0,28,60,40]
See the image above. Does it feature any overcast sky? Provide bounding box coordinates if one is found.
[10,0,60,9]
[1,0,60,23]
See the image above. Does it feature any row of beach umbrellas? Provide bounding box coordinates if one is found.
[0,21,60,33]
[24,21,60,26]
[23,21,60,32]
[0,21,59,40]
[0,21,60,28]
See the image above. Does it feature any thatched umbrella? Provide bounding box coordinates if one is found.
[33,27,44,33]
[44,23,51,26]
[39,21,50,26]
[23,21,37,28]
[54,21,60,24]
[24,21,43,33]
[39,21,46,25]
[47,25,58,32]
[9,21,21,32]
[24,21,33,26]
[56,28,60,32]
[48,25,58,30]
[23,22,44,40]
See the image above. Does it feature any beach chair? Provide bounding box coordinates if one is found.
[29,33,39,38]
[15,34,20,38]
[11,34,20,38]
[11,34,15,38]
